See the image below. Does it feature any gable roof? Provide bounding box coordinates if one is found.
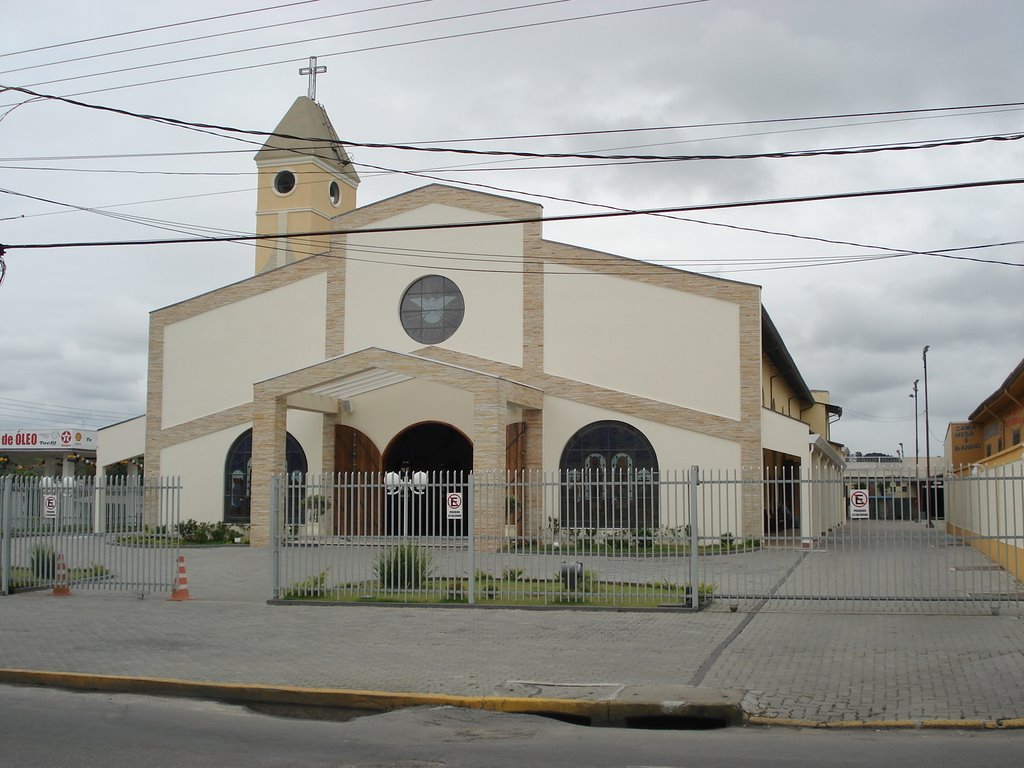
[969,356,1024,421]
[255,96,359,186]
[762,309,814,406]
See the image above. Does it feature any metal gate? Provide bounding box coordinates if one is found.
[269,465,1024,613]
[1,475,181,595]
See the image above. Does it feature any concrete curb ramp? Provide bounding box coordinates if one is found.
[0,670,741,728]
[3,669,1023,730]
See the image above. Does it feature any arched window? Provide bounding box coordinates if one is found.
[224,429,307,524]
[559,421,658,529]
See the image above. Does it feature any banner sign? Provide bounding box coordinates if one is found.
[0,429,98,452]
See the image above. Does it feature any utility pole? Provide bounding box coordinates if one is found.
[910,379,920,522]
[922,347,933,528]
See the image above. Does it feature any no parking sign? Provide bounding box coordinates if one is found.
[849,489,870,520]
[446,492,463,520]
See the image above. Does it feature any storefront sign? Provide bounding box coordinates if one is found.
[0,429,97,451]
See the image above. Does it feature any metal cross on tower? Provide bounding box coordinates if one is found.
[299,56,327,100]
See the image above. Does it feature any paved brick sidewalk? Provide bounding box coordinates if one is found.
[2,547,1023,724]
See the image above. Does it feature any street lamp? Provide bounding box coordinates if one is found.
[922,346,933,528]
[384,463,428,537]
[909,379,920,474]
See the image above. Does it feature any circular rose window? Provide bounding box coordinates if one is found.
[273,170,296,195]
[399,275,465,344]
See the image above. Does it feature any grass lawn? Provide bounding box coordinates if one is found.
[281,574,714,608]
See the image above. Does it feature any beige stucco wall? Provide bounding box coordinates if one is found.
[161,274,328,428]
[543,265,741,419]
[761,357,802,417]
[97,416,146,471]
[542,396,742,473]
[761,408,811,463]
[339,378,476,459]
[540,396,743,533]
[161,425,247,523]
[159,409,324,524]
[344,204,524,367]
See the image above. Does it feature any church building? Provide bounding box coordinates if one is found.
[102,93,843,546]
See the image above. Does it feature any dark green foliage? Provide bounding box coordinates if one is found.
[176,519,241,545]
[30,543,56,581]
[374,545,432,589]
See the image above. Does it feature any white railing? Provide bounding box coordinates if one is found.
[1,475,181,594]
[269,466,1024,613]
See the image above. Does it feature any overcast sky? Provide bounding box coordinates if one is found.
[2,0,1022,461]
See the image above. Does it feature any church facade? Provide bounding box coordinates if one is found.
[105,96,842,546]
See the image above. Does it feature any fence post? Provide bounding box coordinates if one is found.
[467,472,475,605]
[2,475,12,595]
[269,474,280,601]
[689,465,700,609]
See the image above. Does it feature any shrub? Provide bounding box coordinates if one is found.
[502,567,525,582]
[175,519,240,545]
[283,571,327,599]
[374,545,432,590]
[30,543,56,581]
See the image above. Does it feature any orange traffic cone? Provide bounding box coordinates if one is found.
[52,553,71,597]
[168,554,192,601]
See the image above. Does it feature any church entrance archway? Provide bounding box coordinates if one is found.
[382,422,472,536]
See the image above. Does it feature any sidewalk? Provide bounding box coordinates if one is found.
[2,547,1024,726]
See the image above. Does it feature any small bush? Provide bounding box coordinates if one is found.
[502,567,525,582]
[283,571,327,599]
[444,578,466,602]
[374,545,432,590]
[30,544,56,581]
[176,519,241,545]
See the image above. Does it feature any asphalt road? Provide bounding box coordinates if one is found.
[5,684,1024,768]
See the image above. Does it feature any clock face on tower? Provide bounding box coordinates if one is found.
[399,275,465,344]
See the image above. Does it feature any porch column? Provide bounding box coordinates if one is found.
[250,391,287,547]
[322,412,337,476]
[473,382,506,547]
[522,407,543,537]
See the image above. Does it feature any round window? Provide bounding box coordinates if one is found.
[400,275,465,344]
[274,170,296,195]
[329,180,341,206]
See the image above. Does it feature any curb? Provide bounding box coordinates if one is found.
[747,715,1015,730]
[4,670,1019,730]
[0,670,742,727]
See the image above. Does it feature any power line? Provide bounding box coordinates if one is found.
[5,176,1024,258]
[11,0,570,91]
[0,1,711,104]
[7,85,1023,168]
[398,102,1024,145]
[3,104,1023,166]
[0,1,434,77]
[0,396,138,420]
[0,0,322,59]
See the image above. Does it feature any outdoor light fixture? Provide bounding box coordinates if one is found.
[384,464,428,537]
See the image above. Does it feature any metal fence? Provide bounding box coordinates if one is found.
[269,465,1024,613]
[1,475,181,595]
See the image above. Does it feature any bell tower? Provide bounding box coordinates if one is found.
[253,86,359,274]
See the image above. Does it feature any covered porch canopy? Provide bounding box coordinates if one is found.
[248,347,542,546]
